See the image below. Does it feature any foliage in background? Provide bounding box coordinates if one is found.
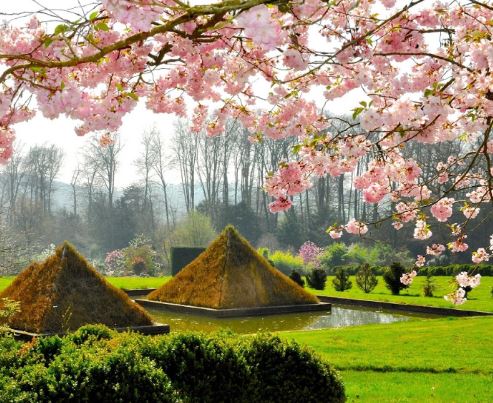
[332,268,353,292]
[319,242,413,273]
[355,264,378,294]
[264,249,304,275]
[383,263,410,295]
[164,212,216,266]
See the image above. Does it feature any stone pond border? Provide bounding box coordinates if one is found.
[317,295,493,317]
[121,288,493,317]
[134,299,332,318]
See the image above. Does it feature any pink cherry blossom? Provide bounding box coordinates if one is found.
[236,5,283,51]
[415,255,426,267]
[426,244,446,256]
[413,220,432,240]
[430,198,454,222]
[345,219,368,235]
[400,270,417,286]
[472,248,490,264]
[444,288,467,305]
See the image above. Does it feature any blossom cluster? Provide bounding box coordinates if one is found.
[298,241,322,266]
[1,1,493,303]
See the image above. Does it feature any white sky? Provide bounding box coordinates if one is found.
[2,1,356,188]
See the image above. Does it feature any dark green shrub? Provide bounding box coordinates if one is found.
[383,262,409,295]
[332,268,352,292]
[0,332,178,403]
[306,268,327,290]
[132,257,147,275]
[242,334,345,403]
[68,324,114,345]
[423,274,435,297]
[355,264,378,293]
[31,335,64,363]
[142,333,252,402]
[289,270,305,287]
[0,326,346,403]
[171,247,205,276]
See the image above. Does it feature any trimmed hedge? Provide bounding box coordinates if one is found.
[170,247,205,276]
[0,326,345,403]
[325,264,493,276]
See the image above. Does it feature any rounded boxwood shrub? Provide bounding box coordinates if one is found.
[142,332,252,402]
[0,326,345,403]
[242,335,345,403]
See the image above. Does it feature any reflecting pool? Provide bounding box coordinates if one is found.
[147,304,435,334]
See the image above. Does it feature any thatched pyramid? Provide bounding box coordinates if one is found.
[0,242,153,333]
[148,226,319,309]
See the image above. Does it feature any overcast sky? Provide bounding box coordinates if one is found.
[3,1,355,188]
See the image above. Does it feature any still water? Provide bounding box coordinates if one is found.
[147,304,434,334]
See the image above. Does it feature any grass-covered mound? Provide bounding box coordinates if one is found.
[0,325,345,402]
[0,242,153,333]
[148,226,319,308]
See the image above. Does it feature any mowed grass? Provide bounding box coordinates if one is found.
[105,276,170,290]
[283,316,493,402]
[0,276,170,293]
[307,275,493,312]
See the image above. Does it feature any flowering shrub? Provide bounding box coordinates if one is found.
[104,249,125,276]
[299,241,322,266]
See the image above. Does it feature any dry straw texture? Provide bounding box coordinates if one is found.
[0,242,153,333]
[148,226,319,308]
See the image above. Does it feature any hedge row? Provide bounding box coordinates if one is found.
[324,264,493,276]
[0,325,345,403]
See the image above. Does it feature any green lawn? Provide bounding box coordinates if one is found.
[2,274,493,312]
[284,316,493,402]
[0,276,170,293]
[307,275,493,312]
[105,276,170,289]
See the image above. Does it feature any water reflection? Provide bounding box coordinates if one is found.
[147,304,432,334]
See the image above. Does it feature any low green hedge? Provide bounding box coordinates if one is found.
[0,325,345,403]
[325,264,493,276]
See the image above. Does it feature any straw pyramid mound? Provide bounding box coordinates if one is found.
[148,226,319,309]
[0,242,153,333]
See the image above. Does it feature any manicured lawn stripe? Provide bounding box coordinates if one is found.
[341,371,493,402]
[283,316,493,374]
[283,316,493,402]
[306,276,493,312]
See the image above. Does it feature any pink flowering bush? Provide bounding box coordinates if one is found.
[298,241,322,267]
[104,249,125,276]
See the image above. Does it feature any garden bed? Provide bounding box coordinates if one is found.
[135,299,331,318]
